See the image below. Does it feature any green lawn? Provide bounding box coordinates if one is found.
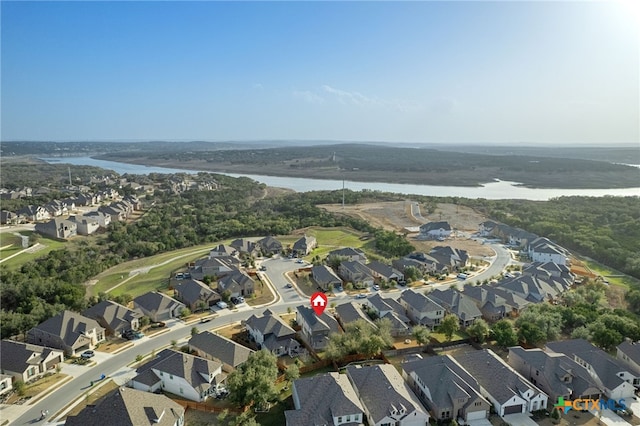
[582,259,640,290]
[300,226,370,260]
[0,233,67,270]
[430,330,469,343]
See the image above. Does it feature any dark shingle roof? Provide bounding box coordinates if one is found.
[246,310,296,339]
[83,301,142,333]
[132,292,184,315]
[400,289,444,314]
[335,303,374,326]
[189,331,254,369]
[30,311,104,347]
[312,265,343,286]
[285,372,363,425]
[65,387,184,426]
[346,364,426,424]
[420,221,451,232]
[173,279,219,305]
[618,340,640,366]
[297,305,341,334]
[0,340,62,374]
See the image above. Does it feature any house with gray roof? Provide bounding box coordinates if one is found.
[83,300,143,337]
[296,305,341,350]
[68,215,100,235]
[527,237,570,265]
[499,275,562,303]
[209,244,238,258]
[245,309,300,357]
[617,340,640,375]
[65,386,184,426]
[327,247,367,263]
[173,278,220,312]
[398,289,445,329]
[188,331,254,373]
[312,264,343,291]
[188,256,238,281]
[364,294,411,337]
[338,261,375,288]
[131,349,224,402]
[132,292,185,322]
[402,355,491,424]
[98,204,128,222]
[285,372,364,426]
[405,252,449,274]
[16,205,50,222]
[478,221,537,247]
[346,364,429,426]
[335,302,376,329]
[366,261,405,284]
[217,269,255,298]
[83,210,111,227]
[546,339,639,399]
[1,210,20,225]
[292,235,317,256]
[257,236,283,256]
[461,285,528,321]
[428,246,469,270]
[452,349,548,416]
[392,257,434,275]
[508,346,603,404]
[26,310,105,356]
[35,217,77,239]
[419,221,451,239]
[523,262,574,290]
[427,288,482,327]
[230,238,258,256]
[0,340,64,383]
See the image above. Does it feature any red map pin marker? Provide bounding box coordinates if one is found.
[310,292,328,316]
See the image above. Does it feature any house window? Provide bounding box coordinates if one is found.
[159,372,163,376]
[28,368,35,377]
[535,370,539,376]
[475,402,482,407]
[170,374,174,379]
[338,417,342,423]
[180,388,183,394]
[346,415,350,421]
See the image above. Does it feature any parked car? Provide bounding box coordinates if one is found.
[231,296,239,304]
[285,283,293,289]
[217,301,228,309]
[372,284,380,291]
[81,350,95,359]
[200,317,211,323]
[259,265,267,271]
[150,321,166,328]
[356,293,367,299]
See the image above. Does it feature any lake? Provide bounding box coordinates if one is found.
[42,157,640,201]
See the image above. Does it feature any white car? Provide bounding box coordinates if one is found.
[373,285,380,291]
[216,301,228,309]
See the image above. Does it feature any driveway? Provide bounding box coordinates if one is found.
[502,413,539,426]
[589,409,633,426]
[466,418,493,426]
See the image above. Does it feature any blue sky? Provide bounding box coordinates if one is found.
[1,1,638,145]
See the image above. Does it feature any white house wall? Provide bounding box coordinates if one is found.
[155,369,203,402]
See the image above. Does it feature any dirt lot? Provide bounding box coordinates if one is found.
[321,201,493,258]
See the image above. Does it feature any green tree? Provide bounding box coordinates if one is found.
[467,319,490,343]
[284,363,300,385]
[326,319,392,360]
[491,320,518,348]
[227,350,279,409]
[191,326,199,336]
[139,316,151,328]
[571,326,591,340]
[412,325,431,346]
[517,322,547,347]
[439,315,460,341]
[228,410,259,426]
[179,307,191,318]
[13,380,25,396]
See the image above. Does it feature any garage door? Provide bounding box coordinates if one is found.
[466,410,487,421]
[503,405,523,415]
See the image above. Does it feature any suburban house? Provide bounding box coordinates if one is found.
[132,292,186,322]
[461,285,528,321]
[188,256,238,281]
[312,264,343,291]
[364,294,411,336]
[527,237,569,265]
[326,247,367,263]
[83,210,112,228]
[230,238,258,256]
[257,236,283,256]
[546,339,639,399]
[26,310,105,356]
[82,300,143,337]
[245,309,300,357]
[0,340,64,383]
[366,261,405,284]
[130,349,224,402]
[427,288,482,328]
[65,386,185,426]
[44,200,68,217]
[617,340,640,375]
[98,204,128,222]
[209,244,238,258]
[335,302,376,330]
[398,289,445,329]
[296,305,341,350]
[338,261,375,288]
[478,221,537,247]
[34,218,77,239]
[393,257,438,275]
[217,269,255,298]
[346,364,429,426]
[16,205,50,222]
[285,372,365,426]
[188,331,254,373]
[499,275,564,303]
[173,278,221,312]
[452,349,549,416]
[508,346,603,403]
[419,221,452,239]
[428,246,469,271]
[68,215,100,235]
[292,235,317,256]
[402,355,491,424]
[1,210,20,225]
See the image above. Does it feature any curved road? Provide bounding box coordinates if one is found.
[11,244,511,425]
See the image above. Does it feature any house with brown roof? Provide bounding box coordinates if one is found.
[65,387,184,426]
[26,310,105,356]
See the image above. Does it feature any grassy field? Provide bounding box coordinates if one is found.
[298,226,372,260]
[582,259,640,290]
[0,232,67,270]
